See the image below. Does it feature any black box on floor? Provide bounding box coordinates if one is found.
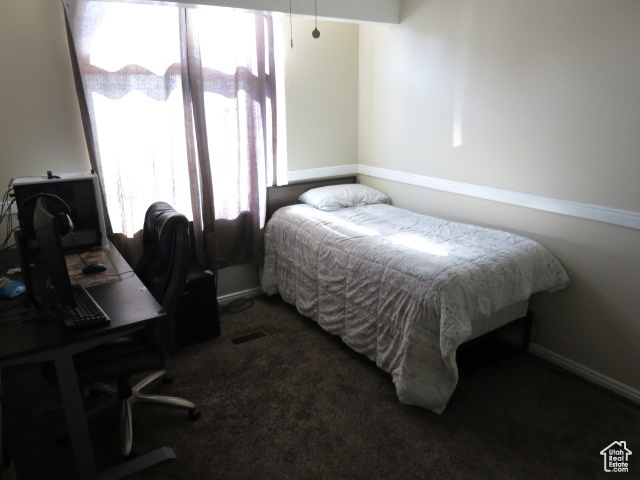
[175,266,221,349]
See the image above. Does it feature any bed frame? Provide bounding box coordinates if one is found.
[265,175,534,354]
[266,176,357,221]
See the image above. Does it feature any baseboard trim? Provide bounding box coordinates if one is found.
[217,287,263,305]
[529,343,640,405]
[287,164,640,230]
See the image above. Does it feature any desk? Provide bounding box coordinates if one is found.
[0,243,176,479]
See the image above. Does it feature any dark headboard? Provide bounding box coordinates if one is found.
[266,176,357,220]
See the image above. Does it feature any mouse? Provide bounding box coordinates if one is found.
[82,263,107,274]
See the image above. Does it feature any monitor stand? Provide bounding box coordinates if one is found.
[14,230,41,309]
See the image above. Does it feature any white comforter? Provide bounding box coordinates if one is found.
[261,204,569,413]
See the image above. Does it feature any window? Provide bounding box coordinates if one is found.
[66,0,283,267]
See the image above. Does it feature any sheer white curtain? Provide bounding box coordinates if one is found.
[64,0,279,268]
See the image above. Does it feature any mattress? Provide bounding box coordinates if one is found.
[261,203,569,413]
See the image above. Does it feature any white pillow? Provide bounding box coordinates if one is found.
[298,184,390,211]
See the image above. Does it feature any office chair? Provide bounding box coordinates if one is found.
[72,201,201,457]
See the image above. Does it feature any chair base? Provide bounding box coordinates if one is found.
[97,446,176,480]
[86,369,200,457]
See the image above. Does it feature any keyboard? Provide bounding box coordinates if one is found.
[62,285,110,328]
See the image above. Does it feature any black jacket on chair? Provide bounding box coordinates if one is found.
[134,201,191,355]
[75,201,190,380]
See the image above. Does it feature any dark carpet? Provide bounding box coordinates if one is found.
[3,295,639,479]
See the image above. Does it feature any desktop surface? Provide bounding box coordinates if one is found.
[0,241,174,480]
[0,243,165,365]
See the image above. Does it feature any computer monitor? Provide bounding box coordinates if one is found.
[33,197,76,308]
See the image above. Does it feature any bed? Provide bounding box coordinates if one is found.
[261,178,569,413]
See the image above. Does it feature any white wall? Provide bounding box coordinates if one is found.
[0,0,89,186]
[0,0,89,255]
[279,16,359,171]
[360,0,640,210]
[359,0,640,394]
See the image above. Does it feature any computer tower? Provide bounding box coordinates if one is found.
[13,171,108,252]
[175,266,221,349]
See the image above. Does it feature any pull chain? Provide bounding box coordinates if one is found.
[290,0,294,48]
[312,0,320,38]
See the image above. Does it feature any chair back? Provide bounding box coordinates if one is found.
[135,202,190,353]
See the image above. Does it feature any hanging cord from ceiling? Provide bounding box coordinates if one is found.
[312,0,320,38]
[290,0,294,48]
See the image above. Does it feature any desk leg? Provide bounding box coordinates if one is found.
[55,356,98,480]
[54,357,177,480]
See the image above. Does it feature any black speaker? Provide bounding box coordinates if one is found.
[174,266,221,349]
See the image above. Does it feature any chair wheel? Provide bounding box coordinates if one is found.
[162,373,174,384]
[189,408,201,421]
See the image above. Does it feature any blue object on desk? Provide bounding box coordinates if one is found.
[0,278,25,299]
